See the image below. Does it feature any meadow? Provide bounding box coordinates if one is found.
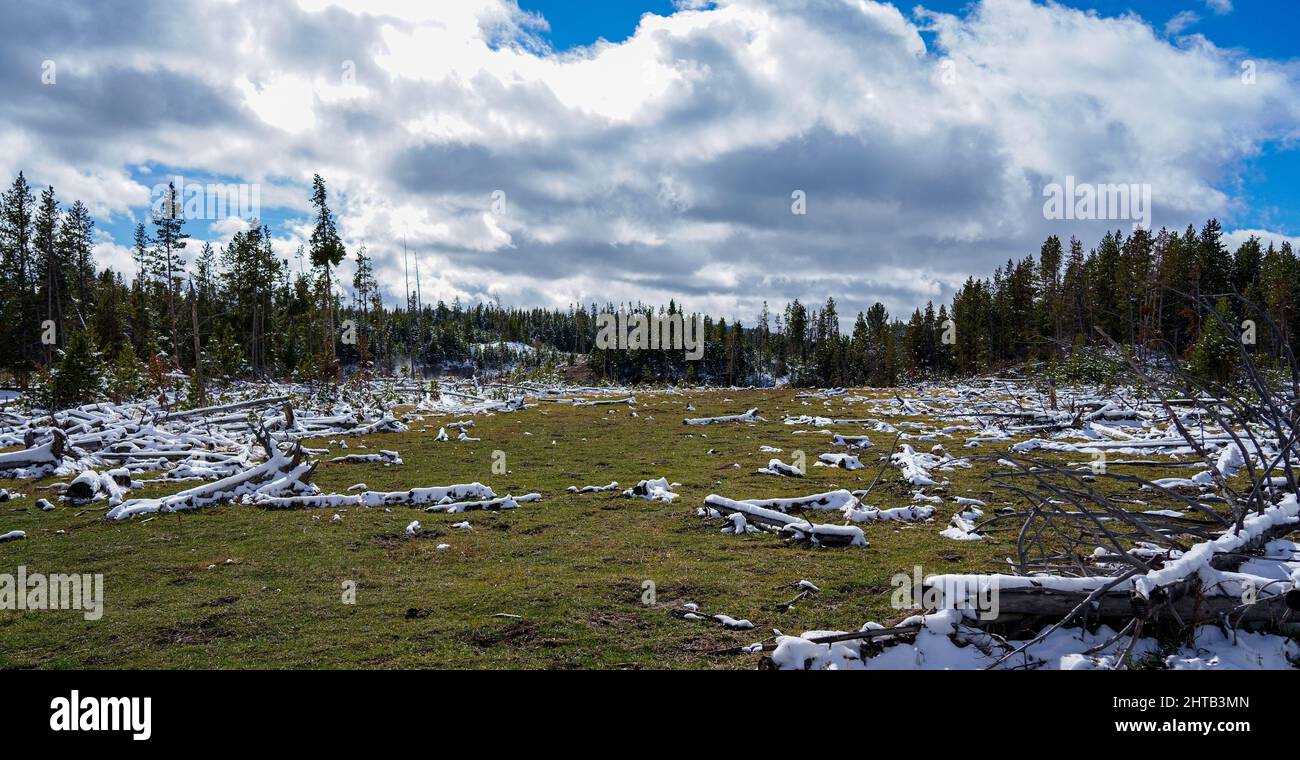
[0,385,1201,669]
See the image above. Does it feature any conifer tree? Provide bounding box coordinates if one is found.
[152,180,189,362]
[0,172,36,376]
[1188,297,1239,382]
[33,185,63,366]
[309,175,346,376]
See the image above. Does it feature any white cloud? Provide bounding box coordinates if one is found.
[1165,10,1200,35]
[2,0,1297,324]
[1224,228,1299,252]
[237,75,318,134]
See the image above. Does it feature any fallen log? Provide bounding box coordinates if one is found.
[756,458,803,477]
[929,501,1300,630]
[255,483,496,510]
[158,395,291,422]
[947,582,1299,626]
[684,408,764,425]
[715,622,925,656]
[0,429,66,472]
[425,493,540,513]
[573,396,636,407]
[703,494,866,547]
[106,434,315,520]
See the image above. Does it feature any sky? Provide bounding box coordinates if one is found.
[3,0,1298,325]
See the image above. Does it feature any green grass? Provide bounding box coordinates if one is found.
[0,388,1197,669]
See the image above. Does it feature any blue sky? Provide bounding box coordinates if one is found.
[7,0,1300,322]
[518,0,681,49]
[520,0,1296,61]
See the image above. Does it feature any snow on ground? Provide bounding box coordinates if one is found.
[6,376,1299,669]
[767,608,1300,670]
[623,478,679,502]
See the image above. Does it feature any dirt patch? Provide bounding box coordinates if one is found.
[373,530,443,548]
[678,633,731,654]
[586,611,649,630]
[152,612,237,647]
[200,594,241,608]
[465,619,541,648]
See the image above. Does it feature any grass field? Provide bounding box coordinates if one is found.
[0,386,1189,669]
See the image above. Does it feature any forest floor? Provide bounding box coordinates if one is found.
[0,385,1196,669]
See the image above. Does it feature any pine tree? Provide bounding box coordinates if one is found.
[52,329,104,408]
[1188,297,1239,382]
[132,222,152,283]
[33,185,63,366]
[1062,236,1089,339]
[107,344,142,403]
[1037,235,1063,349]
[59,199,95,330]
[1197,218,1231,299]
[0,173,36,376]
[309,175,346,377]
[352,246,379,373]
[152,180,189,362]
[864,302,890,384]
[93,269,128,356]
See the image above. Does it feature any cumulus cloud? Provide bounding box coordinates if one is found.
[2,0,1297,324]
[1224,228,1299,252]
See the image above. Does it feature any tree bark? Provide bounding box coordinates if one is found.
[189,282,204,404]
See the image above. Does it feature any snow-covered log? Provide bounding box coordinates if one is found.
[923,496,1300,628]
[624,478,678,502]
[816,453,863,470]
[425,493,540,513]
[567,482,619,493]
[702,494,866,547]
[757,458,803,477]
[0,429,66,474]
[106,436,316,520]
[158,395,291,422]
[844,504,935,523]
[784,415,873,427]
[63,468,131,505]
[573,396,636,407]
[255,482,496,510]
[738,489,857,513]
[683,408,764,425]
[330,450,402,465]
[335,414,407,437]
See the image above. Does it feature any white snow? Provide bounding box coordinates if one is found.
[684,408,764,425]
[623,478,679,502]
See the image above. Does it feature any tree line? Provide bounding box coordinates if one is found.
[0,168,1284,408]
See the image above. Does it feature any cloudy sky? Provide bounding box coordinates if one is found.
[3,0,1298,324]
